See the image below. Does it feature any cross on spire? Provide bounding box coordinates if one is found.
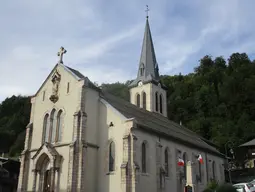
[145,5,149,18]
[57,46,67,64]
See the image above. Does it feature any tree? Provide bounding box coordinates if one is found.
[2,52,255,157]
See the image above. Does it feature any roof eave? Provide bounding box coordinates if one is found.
[136,123,224,158]
[128,79,168,90]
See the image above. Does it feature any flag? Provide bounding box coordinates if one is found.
[197,154,203,164]
[177,157,184,166]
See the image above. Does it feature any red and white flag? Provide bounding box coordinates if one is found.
[197,154,203,164]
[177,157,184,166]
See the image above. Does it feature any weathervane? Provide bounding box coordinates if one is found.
[145,5,149,18]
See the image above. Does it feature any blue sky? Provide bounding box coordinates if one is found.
[1,0,255,101]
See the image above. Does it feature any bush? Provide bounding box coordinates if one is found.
[207,180,219,190]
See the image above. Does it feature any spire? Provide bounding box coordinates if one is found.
[129,16,160,87]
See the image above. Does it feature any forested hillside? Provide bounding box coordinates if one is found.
[0,96,30,157]
[1,52,255,156]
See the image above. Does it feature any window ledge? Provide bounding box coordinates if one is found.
[106,171,115,175]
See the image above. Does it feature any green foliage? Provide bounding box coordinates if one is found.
[206,180,219,190]
[101,81,131,101]
[0,95,31,156]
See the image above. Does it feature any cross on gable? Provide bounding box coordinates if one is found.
[57,46,67,64]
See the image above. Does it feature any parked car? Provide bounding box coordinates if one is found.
[250,180,255,187]
[233,183,255,192]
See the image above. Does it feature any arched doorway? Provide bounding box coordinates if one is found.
[36,153,51,191]
[32,143,62,192]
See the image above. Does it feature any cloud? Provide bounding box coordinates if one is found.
[1,0,255,101]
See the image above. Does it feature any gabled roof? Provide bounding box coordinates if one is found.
[239,138,255,147]
[33,63,99,97]
[31,142,59,160]
[101,91,223,157]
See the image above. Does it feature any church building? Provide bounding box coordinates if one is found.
[17,16,225,192]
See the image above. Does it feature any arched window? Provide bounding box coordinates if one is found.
[155,92,158,111]
[136,94,140,107]
[109,141,115,172]
[142,142,147,173]
[140,63,145,76]
[50,109,57,143]
[56,110,63,142]
[42,114,50,143]
[183,152,187,180]
[159,94,163,114]
[212,161,216,180]
[165,148,169,177]
[142,92,146,109]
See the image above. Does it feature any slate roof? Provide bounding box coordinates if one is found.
[101,91,223,156]
[129,18,163,88]
[64,65,100,91]
[60,64,222,156]
[239,139,255,147]
[66,66,85,79]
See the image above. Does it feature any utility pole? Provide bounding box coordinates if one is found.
[225,141,235,184]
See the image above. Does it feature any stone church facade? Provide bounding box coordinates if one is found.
[17,17,225,192]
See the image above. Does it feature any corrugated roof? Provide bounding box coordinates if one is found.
[101,91,223,156]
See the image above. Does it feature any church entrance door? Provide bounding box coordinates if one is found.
[43,170,51,192]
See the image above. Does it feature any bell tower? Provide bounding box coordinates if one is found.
[129,16,167,117]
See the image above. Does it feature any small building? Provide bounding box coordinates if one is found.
[0,157,20,192]
[239,139,255,168]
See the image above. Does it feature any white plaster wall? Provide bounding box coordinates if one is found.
[55,146,70,190]
[151,83,167,117]
[206,154,225,184]
[129,83,167,117]
[96,99,130,192]
[84,88,100,144]
[26,151,35,191]
[130,83,152,111]
[30,64,82,149]
[133,129,225,192]
[84,147,98,192]
[134,129,158,192]
[25,64,84,191]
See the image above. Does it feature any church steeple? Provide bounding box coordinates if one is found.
[129,17,160,87]
[129,15,168,117]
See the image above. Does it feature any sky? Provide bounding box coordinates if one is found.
[1,0,255,102]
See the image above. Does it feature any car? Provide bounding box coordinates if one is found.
[250,180,255,187]
[233,182,255,192]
